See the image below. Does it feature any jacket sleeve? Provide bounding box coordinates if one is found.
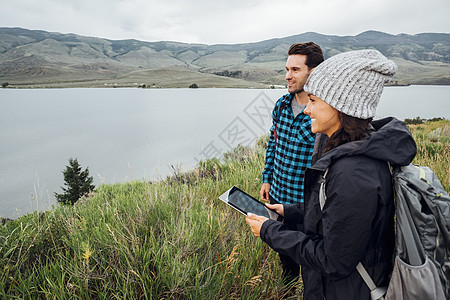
[261,158,382,278]
[283,203,304,224]
[262,99,281,183]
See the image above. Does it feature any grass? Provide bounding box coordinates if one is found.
[408,120,450,191]
[3,67,271,89]
[1,120,449,299]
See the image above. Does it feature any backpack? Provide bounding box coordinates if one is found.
[320,163,450,300]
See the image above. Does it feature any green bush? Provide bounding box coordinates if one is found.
[404,116,424,125]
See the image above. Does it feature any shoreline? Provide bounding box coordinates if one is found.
[6,83,450,89]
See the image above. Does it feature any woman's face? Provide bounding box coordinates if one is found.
[304,94,341,137]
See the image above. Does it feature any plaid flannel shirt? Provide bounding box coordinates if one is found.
[262,93,315,204]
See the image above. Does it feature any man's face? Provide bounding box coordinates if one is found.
[285,54,312,94]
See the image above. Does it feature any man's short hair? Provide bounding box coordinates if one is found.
[288,42,324,69]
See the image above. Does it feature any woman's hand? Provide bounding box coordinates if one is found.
[266,203,284,216]
[245,213,269,237]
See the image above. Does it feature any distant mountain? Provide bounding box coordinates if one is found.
[0,27,449,88]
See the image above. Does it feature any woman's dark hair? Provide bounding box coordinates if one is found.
[324,113,373,153]
[288,42,324,69]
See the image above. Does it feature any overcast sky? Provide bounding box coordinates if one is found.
[2,0,449,45]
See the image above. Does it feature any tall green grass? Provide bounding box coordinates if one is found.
[408,120,450,191]
[1,121,448,299]
[0,138,291,299]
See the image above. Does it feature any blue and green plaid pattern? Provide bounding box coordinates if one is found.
[262,93,315,204]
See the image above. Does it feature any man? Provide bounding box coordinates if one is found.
[260,42,324,283]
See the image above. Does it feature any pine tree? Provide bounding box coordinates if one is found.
[55,158,95,205]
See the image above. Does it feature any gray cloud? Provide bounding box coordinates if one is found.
[1,0,449,44]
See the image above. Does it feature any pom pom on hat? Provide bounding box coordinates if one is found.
[304,49,397,119]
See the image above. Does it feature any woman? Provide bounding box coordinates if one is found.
[246,49,417,299]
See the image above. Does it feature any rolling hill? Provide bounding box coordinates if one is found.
[0,28,449,88]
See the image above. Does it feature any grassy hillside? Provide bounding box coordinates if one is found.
[1,28,449,88]
[1,121,449,299]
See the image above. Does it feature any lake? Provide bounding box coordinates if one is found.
[1,86,449,218]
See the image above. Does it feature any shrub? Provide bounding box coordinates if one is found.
[427,117,446,123]
[404,116,424,125]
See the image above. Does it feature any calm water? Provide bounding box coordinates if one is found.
[1,86,449,218]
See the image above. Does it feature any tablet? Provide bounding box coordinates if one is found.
[218,186,282,221]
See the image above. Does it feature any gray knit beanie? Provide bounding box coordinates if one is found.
[304,49,397,119]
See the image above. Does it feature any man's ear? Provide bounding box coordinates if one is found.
[308,67,315,74]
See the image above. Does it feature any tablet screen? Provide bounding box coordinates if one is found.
[219,186,282,221]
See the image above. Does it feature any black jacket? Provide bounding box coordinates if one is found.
[260,117,417,300]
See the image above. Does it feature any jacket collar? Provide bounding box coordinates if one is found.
[282,93,295,105]
[309,117,416,173]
